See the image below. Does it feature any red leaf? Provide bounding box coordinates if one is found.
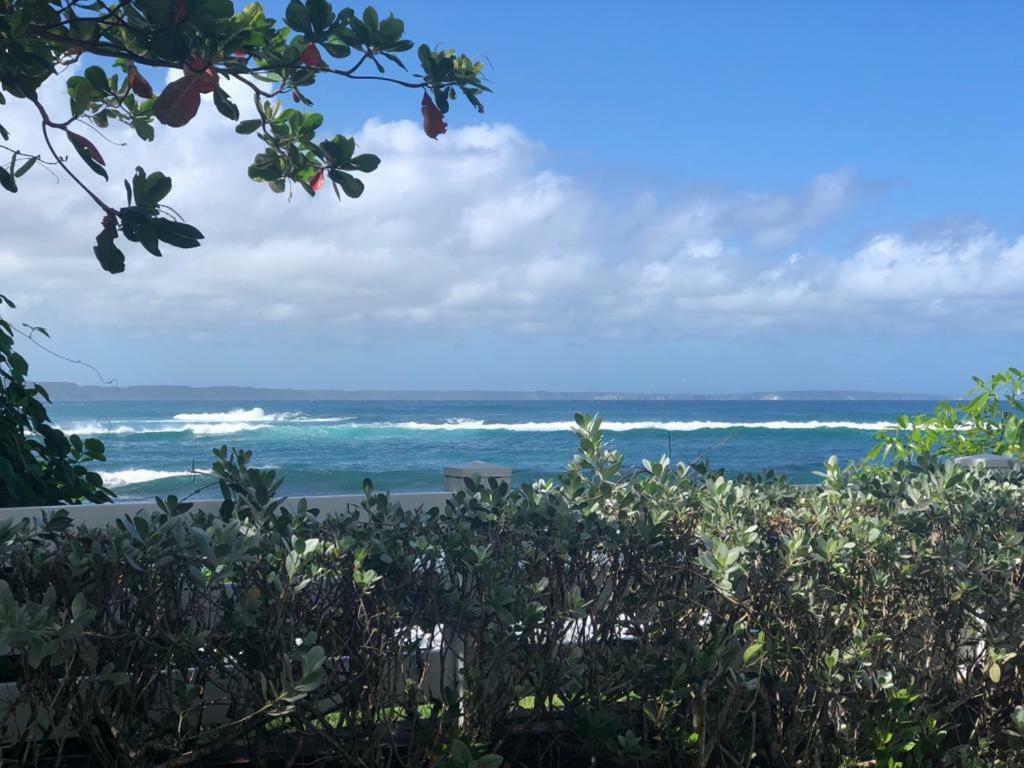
[184,55,218,93]
[67,132,105,165]
[420,94,447,140]
[310,168,325,192]
[153,77,202,127]
[126,67,153,99]
[174,0,188,23]
[300,43,324,68]
[193,69,218,94]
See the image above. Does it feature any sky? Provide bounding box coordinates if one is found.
[3,1,1024,394]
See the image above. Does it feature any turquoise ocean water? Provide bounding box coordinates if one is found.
[46,399,941,500]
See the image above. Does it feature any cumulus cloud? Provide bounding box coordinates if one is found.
[1,73,1021,345]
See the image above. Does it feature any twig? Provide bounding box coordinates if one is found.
[13,324,118,387]
[30,96,115,214]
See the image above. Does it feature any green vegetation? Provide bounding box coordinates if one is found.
[0,0,488,272]
[0,295,111,506]
[873,368,1024,461]
[1,415,1022,766]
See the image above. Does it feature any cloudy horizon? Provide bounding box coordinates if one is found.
[3,2,1022,395]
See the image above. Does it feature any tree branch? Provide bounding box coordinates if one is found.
[29,96,115,215]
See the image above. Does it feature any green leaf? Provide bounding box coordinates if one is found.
[146,172,173,205]
[349,153,380,172]
[213,87,239,120]
[0,166,16,193]
[362,5,378,30]
[134,119,155,141]
[14,156,36,178]
[67,76,95,118]
[743,642,764,664]
[322,41,350,58]
[236,119,262,134]
[329,170,364,198]
[379,15,403,41]
[306,0,331,32]
[84,66,109,93]
[94,234,125,274]
[285,0,310,33]
[451,739,472,768]
[152,217,204,248]
[71,592,88,621]
[121,208,162,256]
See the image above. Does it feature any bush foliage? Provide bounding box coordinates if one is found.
[873,368,1024,461]
[0,296,111,507]
[0,417,1022,767]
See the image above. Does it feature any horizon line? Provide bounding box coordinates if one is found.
[38,380,957,401]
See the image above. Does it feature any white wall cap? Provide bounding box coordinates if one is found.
[443,462,512,491]
[443,461,512,479]
[950,454,1020,469]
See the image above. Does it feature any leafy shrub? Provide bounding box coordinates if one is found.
[0,420,1022,766]
[0,297,112,506]
[873,367,1024,461]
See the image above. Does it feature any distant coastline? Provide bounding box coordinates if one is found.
[39,381,953,403]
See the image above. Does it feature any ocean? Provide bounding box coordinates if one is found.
[45,399,942,501]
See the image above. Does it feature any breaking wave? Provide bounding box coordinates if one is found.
[184,422,268,436]
[171,407,298,423]
[100,469,194,487]
[60,422,268,436]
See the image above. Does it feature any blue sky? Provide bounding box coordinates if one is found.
[343,2,1024,225]
[4,1,1024,394]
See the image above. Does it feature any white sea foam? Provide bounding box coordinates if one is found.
[184,422,268,436]
[375,419,897,432]
[100,469,192,487]
[172,407,298,423]
[60,423,185,436]
[60,421,268,436]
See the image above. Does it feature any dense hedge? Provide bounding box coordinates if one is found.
[0,419,1022,767]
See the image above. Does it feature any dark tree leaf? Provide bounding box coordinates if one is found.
[68,131,105,165]
[349,153,380,172]
[235,119,261,134]
[152,217,203,248]
[94,220,125,274]
[154,77,202,127]
[420,93,447,139]
[0,167,16,193]
[84,66,109,93]
[127,67,154,99]
[300,43,323,68]
[285,0,310,34]
[67,132,108,179]
[213,87,239,120]
[15,156,37,177]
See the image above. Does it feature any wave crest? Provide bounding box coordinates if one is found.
[100,469,193,487]
[171,407,297,423]
[184,422,268,436]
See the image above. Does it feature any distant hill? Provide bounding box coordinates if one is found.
[38,382,952,402]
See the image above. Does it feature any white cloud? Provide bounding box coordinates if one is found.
[1,73,1022,345]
